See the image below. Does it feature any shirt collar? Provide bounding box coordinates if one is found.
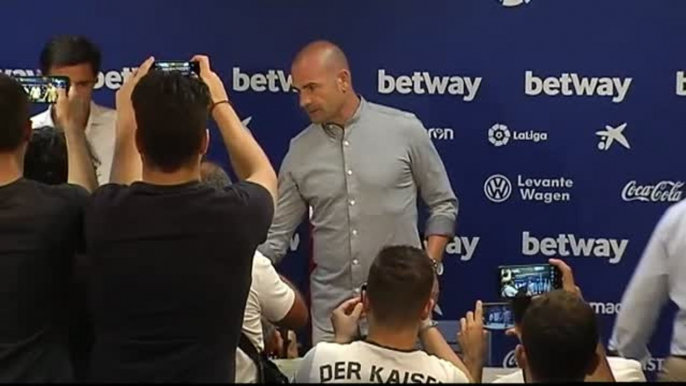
[42,101,101,131]
[321,96,367,138]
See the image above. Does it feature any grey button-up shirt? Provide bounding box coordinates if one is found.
[259,98,458,341]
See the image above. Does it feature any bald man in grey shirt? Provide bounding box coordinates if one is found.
[259,41,458,344]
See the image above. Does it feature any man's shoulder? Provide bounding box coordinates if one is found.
[30,108,53,128]
[288,123,322,150]
[91,103,116,120]
[364,100,422,126]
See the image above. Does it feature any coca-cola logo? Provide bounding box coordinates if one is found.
[622,180,684,203]
[502,350,517,368]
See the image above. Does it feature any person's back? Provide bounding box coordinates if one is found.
[0,74,93,381]
[85,57,276,382]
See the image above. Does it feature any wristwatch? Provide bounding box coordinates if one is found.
[430,258,444,276]
[419,319,438,335]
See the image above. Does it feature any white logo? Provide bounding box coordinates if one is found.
[1,68,41,77]
[622,180,684,203]
[485,174,573,204]
[525,71,632,103]
[241,116,253,128]
[290,233,300,252]
[500,0,531,6]
[502,350,517,368]
[232,67,293,93]
[644,356,666,373]
[488,123,547,147]
[522,231,629,264]
[677,71,686,96]
[444,236,480,261]
[597,123,630,151]
[427,128,454,141]
[484,175,513,203]
[589,302,621,315]
[377,69,482,102]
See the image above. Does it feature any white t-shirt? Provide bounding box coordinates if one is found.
[235,251,295,383]
[295,341,470,383]
[31,102,116,185]
[492,356,646,383]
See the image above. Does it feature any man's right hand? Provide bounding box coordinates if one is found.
[191,55,229,105]
[331,297,363,345]
[116,56,155,131]
[549,258,583,298]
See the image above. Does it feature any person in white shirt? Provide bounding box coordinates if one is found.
[31,35,116,185]
[493,357,645,383]
[295,245,485,383]
[199,161,309,383]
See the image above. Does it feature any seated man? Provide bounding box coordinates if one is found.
[295,245,484,383]
[0,74,96,382]
[85,56,277,382]
[495,259,619,383]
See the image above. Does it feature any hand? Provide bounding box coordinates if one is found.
[116,56,155,131]
[191,55,229,105]
[457,301,487,367]
[54,87,89,132]
[548,258,583,298]
[431,273,440,304]
[331,297,363,344]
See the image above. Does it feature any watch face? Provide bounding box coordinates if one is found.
[436,262,444,276]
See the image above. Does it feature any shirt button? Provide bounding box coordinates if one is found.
[349,199,356,206]
[354,288,361,294]
[347,169,353,176]
[353,259,359,265]
[344,140,350,147]
[352,229,358,236]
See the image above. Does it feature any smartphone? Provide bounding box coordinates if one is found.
[498,263,562,299]
[151,61,200,76]
[16,76,70,104]
[482,302,515,331]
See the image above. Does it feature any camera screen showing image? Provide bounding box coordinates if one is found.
[482,302,515,331]
[17,76,69,104]
[498,264,560,299]
[152,61,199,76]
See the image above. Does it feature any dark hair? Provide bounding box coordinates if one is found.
[511,290,532,326]
[366,245,434,328]
[520,290,599,382]
[200,161,232,190]
[40,36,101,76]
[132,71,211,172]
[24,126,68,184]
[0,74,30,151]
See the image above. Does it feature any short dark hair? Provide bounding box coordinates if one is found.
[24,126,68,185]
[0,74,30,151]
[132,72,211,172]
[520,290,599,382]
[366,245,434,328]
[511,291,532,326]
[200,161,232,190]
[40,36,101,76]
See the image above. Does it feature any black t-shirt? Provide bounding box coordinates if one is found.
[0,178,88,382]
[85,180,274,382]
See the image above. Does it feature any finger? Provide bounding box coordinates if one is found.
[460,317,466,333]
[350,303,364,319]
[549,258,575,291]
[466,311,474,324]
[474,300,483,321]
[136,56,156,79]
[337,297,361,315]
[56,88,67,103]
[191,55,210,75]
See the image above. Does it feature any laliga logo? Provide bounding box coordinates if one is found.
[499,0,531,7]
[502,350,517,368]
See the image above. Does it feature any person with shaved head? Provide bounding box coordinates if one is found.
[259,41,458,344]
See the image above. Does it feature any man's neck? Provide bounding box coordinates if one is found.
[366,323,418,352]
[0,152,23,186]
[328,93,361,127]
[142,165,201,186]
[50,102,92,127]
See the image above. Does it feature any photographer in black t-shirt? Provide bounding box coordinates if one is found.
[0,74,97,382]
[84,56,276,382]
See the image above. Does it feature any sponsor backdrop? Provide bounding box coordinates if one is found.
[1,0,683,378]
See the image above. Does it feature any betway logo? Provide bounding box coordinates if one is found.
[444,236,479,261]
[525,71,632,103]
[232,67,293,93]
[589,302,621,315]
[2,67,139,91]
[677,71,686,96]
[378,70,482,101]
[522,231,628,264]
[622,180,684,203]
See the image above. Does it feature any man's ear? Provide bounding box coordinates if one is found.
[200,129,210,155]
[337,69,351,93]
[23,120,32,143]
[515,344,526,370]
[420,298,434,321]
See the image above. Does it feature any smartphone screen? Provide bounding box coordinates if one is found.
[16,76,69,104]
[498,263,561,299]
[482,302,515,330]
[152,61,200,76]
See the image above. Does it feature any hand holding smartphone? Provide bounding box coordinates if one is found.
[16,76,70,104]
[151,61,200,77]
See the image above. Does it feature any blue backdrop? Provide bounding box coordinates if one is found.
[2,0,682,378]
